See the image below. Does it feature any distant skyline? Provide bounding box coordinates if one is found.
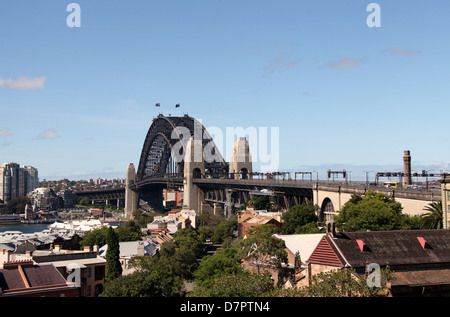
[1,1,449,181]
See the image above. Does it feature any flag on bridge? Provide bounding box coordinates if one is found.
[155,103,160,107]
[175,103,180,108]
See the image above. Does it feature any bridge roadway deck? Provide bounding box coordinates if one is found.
[77,178,442,203]
[196,179,441,201]
[193,178,313,195]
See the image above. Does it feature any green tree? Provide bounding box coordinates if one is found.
[240,195,273,211]
[244,223,280,236]
[115,220,141,241]
[3,196,31,214]
[78,196,90,206]
[197,225,213,242]
[132,209,154,228]
[100,258,183,297]
[282,203,319,234]
[299,267,394,297]
[173,228,205,259]
[198,210,224,228]
[193,247,244,288]
[238,226,288,284]
[334,191,405,232]
[420,201,443,229]
[211,218,237,244]
[81,224,142,248]
[105,227,122,282]
[189,271,274,297]
[80,226,110,248]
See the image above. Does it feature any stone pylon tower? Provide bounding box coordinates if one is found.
[125,163,137,219]
[183,136,204,213]
[230,137,252,179]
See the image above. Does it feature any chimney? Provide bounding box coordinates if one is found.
[403,150,412,185]
[93,244,99,253]
[2,250,11,265]
[327,221,336,237]
[137,242,145,256]
[54,245,61,252]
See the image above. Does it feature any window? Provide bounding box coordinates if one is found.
[94,265,105,281]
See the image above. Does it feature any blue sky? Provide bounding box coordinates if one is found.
[0,1,449,181]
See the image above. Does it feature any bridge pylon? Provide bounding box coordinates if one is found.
[230,137,252,180]
[183,136,205,213]
[125,163,138,218]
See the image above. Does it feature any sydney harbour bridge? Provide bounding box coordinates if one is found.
[126,114,314,218]
[76,114,443,223]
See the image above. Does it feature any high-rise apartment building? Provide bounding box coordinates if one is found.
[0,163,39,203]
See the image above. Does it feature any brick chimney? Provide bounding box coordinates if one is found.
[137,242,145,256]
[1,249,11,267]
[403,150,412,185]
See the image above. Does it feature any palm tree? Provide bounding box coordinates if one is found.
[420,201,443,229]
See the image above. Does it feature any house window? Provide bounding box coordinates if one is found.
[95,265,105,281]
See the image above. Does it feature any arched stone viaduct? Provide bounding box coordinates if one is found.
[314,183,441,222]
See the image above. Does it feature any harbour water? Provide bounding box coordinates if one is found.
[0,223,51,234]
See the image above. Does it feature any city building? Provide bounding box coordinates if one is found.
[272,233,325,287]
[147,215,183,234]
[237,206,283,237]
[27,187,61,211]
[98,240,159,275]
[31,245,106,297]
[1,244,107,297]
[57,189,77,208]
[48,219,110,236]
[0,163,39,203]
[0,260,78,297]
[163,189,182,208]
[306,227,450,296]
[0,229,82,255]
[146,209,196,234]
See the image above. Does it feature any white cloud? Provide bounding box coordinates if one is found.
[0,128,11,136]
[0,76,46,90]
[381,47,420,57]
[262,55,300,76]
[323,57,367,70]
[34,129,60,140]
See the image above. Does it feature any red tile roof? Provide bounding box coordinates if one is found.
[307,230,450,269]
[307,235,345,267]
[0,261,68,294]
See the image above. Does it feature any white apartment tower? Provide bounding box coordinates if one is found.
[0,163,39,203]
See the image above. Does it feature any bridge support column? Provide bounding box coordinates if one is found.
[184,137,205,213]
[213,203,220,215]
[224,189,233,219]
[125,163,138,219]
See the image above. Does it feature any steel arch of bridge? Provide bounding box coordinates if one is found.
[137,114,229,182]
